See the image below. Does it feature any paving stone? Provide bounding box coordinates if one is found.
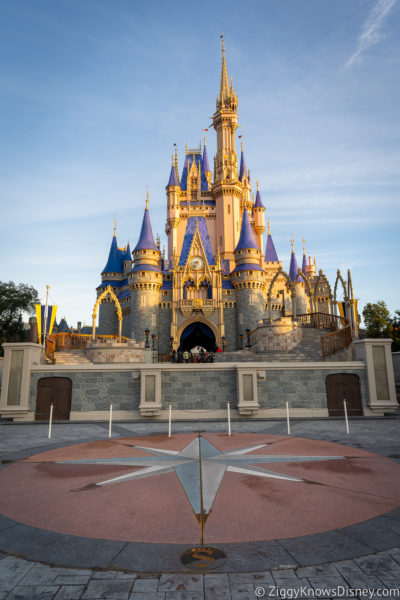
[6,585,59,600]
[0,556,34,574]
[17,564,61,585]
[341,517,400,551]
[0,592,8,600]
[132,578,160,592]
[0,572,31,592]
[91,571,118,579]
[336,567,389,591]
[296,563,345,578]
[54,586,86,599]
[204,574,230,600]
[82,579,134,599]
[228,572,274,585]
[115,572,138,580]
[129,594,166,600]
[164,593,203,600]
[271,569,312,598]
[54,568,92,585]
[229,583,254,599]
[159,574,203,591]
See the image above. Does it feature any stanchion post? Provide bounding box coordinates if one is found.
[343,399,350,434]
[108,403,113,438]
[286,401,291,435]
[227,402,231,436]
[168,403,172,438]
[48,403,54,439]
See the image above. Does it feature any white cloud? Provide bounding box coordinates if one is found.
[345,0,397,68]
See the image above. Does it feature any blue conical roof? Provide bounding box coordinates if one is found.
[265,234,279,262]
[102,235,124,274]
[167,163,179,186]
[235,208,259,251]
[254,189,264,208]
[134,208,158,252]
[123,242,131,261]
[203,142,211,173]
[239,148,247,181]
[302,252,307,275]
[289,250,304,282]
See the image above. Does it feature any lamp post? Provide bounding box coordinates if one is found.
[151,334,156,351]
[221,336,226,352]
[246,328,251,349]
[169,336,174,351]
[145,328,150,349]
[239,333,243,350]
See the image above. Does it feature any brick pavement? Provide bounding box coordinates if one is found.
[0,418,399,599]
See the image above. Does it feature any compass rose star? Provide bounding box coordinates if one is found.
[59,437,345,517]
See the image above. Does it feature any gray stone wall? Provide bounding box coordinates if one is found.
[257,368,367,410]
[130,289,160,343]
[158,308,172,354]
[29,372,140,412]
[98,302,118,335]
[223,307,237,351]
[235,289,266,337]
[122,303,131,338]
[161,370,236,410]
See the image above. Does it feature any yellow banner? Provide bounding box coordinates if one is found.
[35,304,42,345]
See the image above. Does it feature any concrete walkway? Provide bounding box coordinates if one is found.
[0,418,399,599]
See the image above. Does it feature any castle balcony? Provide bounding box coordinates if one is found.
[179,298,215,317]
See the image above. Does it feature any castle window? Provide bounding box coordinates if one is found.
[219,236,222,246]
[228,204,231,214]
[141,272,145,277]
[249,271,253,275]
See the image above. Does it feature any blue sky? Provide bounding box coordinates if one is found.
[0,0,399,327]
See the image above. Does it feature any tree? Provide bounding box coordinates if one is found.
[362,301,392,338]
[0,281,39,354]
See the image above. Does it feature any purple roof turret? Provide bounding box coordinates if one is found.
[289,237,304,282]
[254,182,264,208]
[123,243,131,262]
[235,208,259,251]
[301,239,307,275]
[265,220,279,262]
[239,141,247,181]
[134,194,158,252]
[102,229,124,274]
[203,137,211,173]
[167,159,179,187]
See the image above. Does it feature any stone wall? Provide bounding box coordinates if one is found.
[161,370,236,410]
[29,371,140,413]
[130,289,160,343]
[223,307,237,351]
[98,302,118,335]
[251,318,302,352]
[235,289,266,334]
[158,307,172,354]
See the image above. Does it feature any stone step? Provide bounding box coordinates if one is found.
[54,350,92,365]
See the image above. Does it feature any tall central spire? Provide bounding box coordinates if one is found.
[219,36,229,103]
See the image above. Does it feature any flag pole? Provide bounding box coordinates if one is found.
[43,285,50,356]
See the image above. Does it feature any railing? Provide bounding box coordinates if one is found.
[48,333,129,351]
[321,324,352,358]
[180,299,215,309]
[297,313,346,331]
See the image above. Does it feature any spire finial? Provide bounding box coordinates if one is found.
[268,218,271,235]
[302,237,306,255]
[256,180,259,191]
[291,234,294,252]
[241,139,244,152]
[145,190,149,210]
[113,218,117,237]
[204,133,206,146]
[219,34,229,102]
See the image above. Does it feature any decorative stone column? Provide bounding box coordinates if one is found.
[353,339,397,414]
[0,343,43,419]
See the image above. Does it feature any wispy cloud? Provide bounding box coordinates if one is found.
[345,0,397,68]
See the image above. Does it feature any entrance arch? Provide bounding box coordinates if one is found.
[179,322,217,352]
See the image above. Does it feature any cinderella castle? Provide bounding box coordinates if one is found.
[96,41,347,355]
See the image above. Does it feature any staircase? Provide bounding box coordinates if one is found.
[54,350,92,365]
[216,328,352,363]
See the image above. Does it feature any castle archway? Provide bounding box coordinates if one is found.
[179,321,217,352]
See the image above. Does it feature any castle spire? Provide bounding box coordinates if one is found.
[203,135,211,174]
[239,140,247,181]
[219,36,229,103]
[254,180,264,208]
[302,237,307,274]
[265,220,279,263]
[134,194,158,251]
[235,208,259,251]
[289,237,303,282]
[102,227,123,274]
[167,153,179,187]
[113,218,117,237]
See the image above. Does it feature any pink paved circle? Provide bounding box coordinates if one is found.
[0,433,400,545]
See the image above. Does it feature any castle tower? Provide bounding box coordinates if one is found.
[301,238,307,276]
[212,38,243,265]
[253,181,265,252]
[289,237,307,316]
[166,155,181,259]
[129,194,162,343]
[232,208,266,341]
[122,242,132,275]
[97,221,125,334]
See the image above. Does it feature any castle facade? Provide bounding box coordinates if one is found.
[97,42,333,353]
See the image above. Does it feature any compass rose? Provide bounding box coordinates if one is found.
[59,435,344,535]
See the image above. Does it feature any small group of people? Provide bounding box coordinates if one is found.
[172,346,215,363]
